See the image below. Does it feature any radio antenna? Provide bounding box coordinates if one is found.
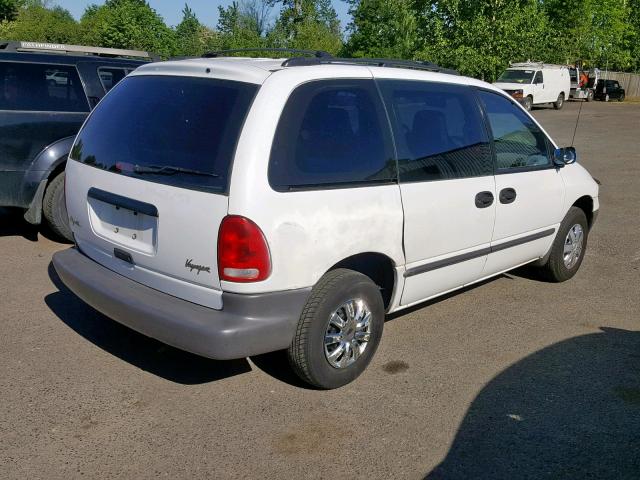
[571,98,584,146]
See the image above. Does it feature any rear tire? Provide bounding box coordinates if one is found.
[537,207,589,282]
[553,93,565,110]
[288,269,384,389]
[43,172,72,242]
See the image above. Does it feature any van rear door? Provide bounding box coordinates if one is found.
[65,74,259,309]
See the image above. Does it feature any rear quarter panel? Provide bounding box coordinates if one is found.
[226,66,406,294]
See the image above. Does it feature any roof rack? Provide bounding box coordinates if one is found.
[509,61,566,69]
[282,55,458,75]
[200,49,457,75]
[0,41,158,61]
[203,48,331,59]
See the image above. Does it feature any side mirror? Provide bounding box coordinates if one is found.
[553,147,577,167]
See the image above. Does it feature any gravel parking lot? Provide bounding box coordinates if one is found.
[1,101,639,479]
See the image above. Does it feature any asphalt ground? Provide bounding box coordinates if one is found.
[1,100,639,479]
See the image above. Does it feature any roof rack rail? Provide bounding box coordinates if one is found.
[509,61,567,69]
[282,56,458,75]
[0,41,158,61]
[203,48,331,59]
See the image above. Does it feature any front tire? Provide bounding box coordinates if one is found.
[553,93,565,110]
[43,172,72,242]
[288,269,385,389]
[619,93,625,102]
[537,207,589,282]
[523,96,533,111]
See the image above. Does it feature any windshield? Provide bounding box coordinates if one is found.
[497,70,535,84]
[70,75,258,193]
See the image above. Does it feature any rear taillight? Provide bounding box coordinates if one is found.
[217,215,271,282]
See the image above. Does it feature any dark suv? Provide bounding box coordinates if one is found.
[594,79,625,102]
[0,41,155,240]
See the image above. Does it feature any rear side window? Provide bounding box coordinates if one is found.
[378,80,493,182]
[0,62,88,112]
[70,75,258,193]
[477,90,551,171]
[98,67,130,92]
[269,79,395,190]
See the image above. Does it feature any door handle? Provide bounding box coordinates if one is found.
[475,191,494,208]
[499,188,517,204]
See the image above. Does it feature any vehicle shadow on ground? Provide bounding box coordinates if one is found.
[425,327,640,479]
[0,207,70,243]
[0,207,39,241]
[45,263,252,385]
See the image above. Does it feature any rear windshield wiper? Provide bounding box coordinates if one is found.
[133,164,219,177]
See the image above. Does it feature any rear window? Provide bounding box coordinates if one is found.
[70,75,258,193]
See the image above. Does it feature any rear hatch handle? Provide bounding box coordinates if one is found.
[88,187,158,217]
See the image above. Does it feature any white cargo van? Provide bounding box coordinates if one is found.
[494,62,571,111]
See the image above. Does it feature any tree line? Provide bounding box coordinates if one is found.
[1,0,638,81]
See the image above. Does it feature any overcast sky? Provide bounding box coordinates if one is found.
[59,0,352,30]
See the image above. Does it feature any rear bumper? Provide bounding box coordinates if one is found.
[52,248,311,360]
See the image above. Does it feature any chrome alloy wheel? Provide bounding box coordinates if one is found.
[563,224,584,269]
[324,299,372,369]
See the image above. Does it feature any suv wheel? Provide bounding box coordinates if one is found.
[43,172,72,242]
[288,269,384,389]
[553,93,565,110]
[619,93,625,102]
[537,207,588,282]
[523,96,533,111]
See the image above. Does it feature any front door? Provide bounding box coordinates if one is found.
[532,70,545,103]
[476,90,565,276]
[377,79,496,306]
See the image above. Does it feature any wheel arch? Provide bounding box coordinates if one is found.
[572,195,595,229]
[328,252,397,311]
[22,137,73,225]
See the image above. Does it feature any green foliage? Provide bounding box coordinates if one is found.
[343,0,416,58]
[217,1,266,51]
[413,0,552,80]
[267,0,342,54]
[630,0,640,72]
[346,0,638,77]
[79,0,177,58]
[175,3,206,56]
[544,0,633,70]
[0,0,637,74]
[0,0,22,22]
[0,1,80,43]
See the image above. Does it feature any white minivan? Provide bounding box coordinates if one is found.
[494,62,571,111]
[53,53,599,389]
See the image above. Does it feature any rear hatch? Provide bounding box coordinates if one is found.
[65,74,258,309]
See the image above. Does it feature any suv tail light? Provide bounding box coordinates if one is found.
[217,215,271,282]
